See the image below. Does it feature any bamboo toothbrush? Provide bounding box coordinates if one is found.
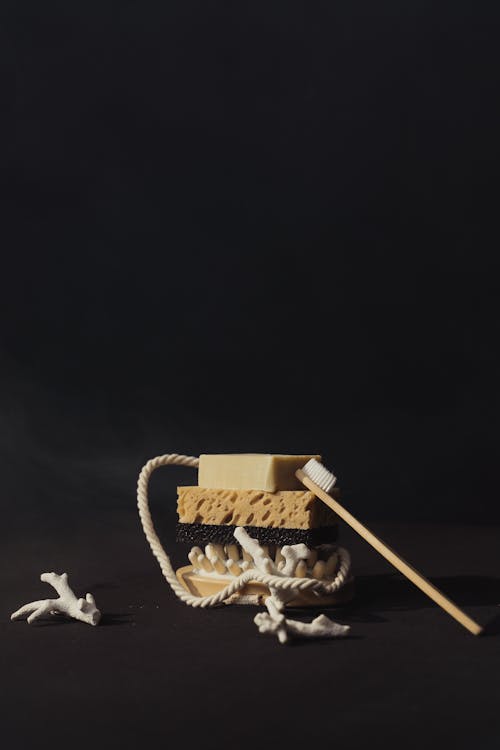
[296,459,483,636]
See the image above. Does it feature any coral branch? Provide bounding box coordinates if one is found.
[280,543,310,577]
[234,527,308,608]
[233,527,275,574]
[254,611,350,642]
[11,572,101,626]
[233,527,350,644]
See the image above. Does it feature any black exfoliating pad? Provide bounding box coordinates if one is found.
[175,522,338,547]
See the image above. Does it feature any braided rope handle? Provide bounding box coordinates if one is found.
[137,453,352,608]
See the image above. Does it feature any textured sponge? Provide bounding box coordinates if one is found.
[177,487,338,530]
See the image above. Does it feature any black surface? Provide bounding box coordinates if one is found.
[2,510,500,750]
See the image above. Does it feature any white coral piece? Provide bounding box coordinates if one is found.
[280,543,310,577]
[11,572,101,626]
[255,608,351,643]
[233,527,350,644]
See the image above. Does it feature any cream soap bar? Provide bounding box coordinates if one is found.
[197,454,321,492]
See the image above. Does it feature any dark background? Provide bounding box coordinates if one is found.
[1,3,500,749]
[1,1,499,526]
[2,1,500,530]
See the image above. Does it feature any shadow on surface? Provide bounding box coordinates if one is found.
[481,613,500,636]
[354,573,500,610]
[314,573,500,627]
[99,612,134,626]
[10,612,134,627]
[286,633,364,647]
[26,616,78,627]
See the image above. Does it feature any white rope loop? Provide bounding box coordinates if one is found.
[137,453,352,608]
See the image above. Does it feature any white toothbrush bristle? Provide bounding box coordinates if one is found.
[302,459,337,494]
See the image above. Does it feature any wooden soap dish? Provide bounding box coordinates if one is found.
[176,565,355,608]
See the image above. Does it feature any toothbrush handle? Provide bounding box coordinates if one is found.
[296,469,483,636]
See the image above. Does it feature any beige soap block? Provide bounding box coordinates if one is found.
[177,487,338,529]
[197,454,321,492]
